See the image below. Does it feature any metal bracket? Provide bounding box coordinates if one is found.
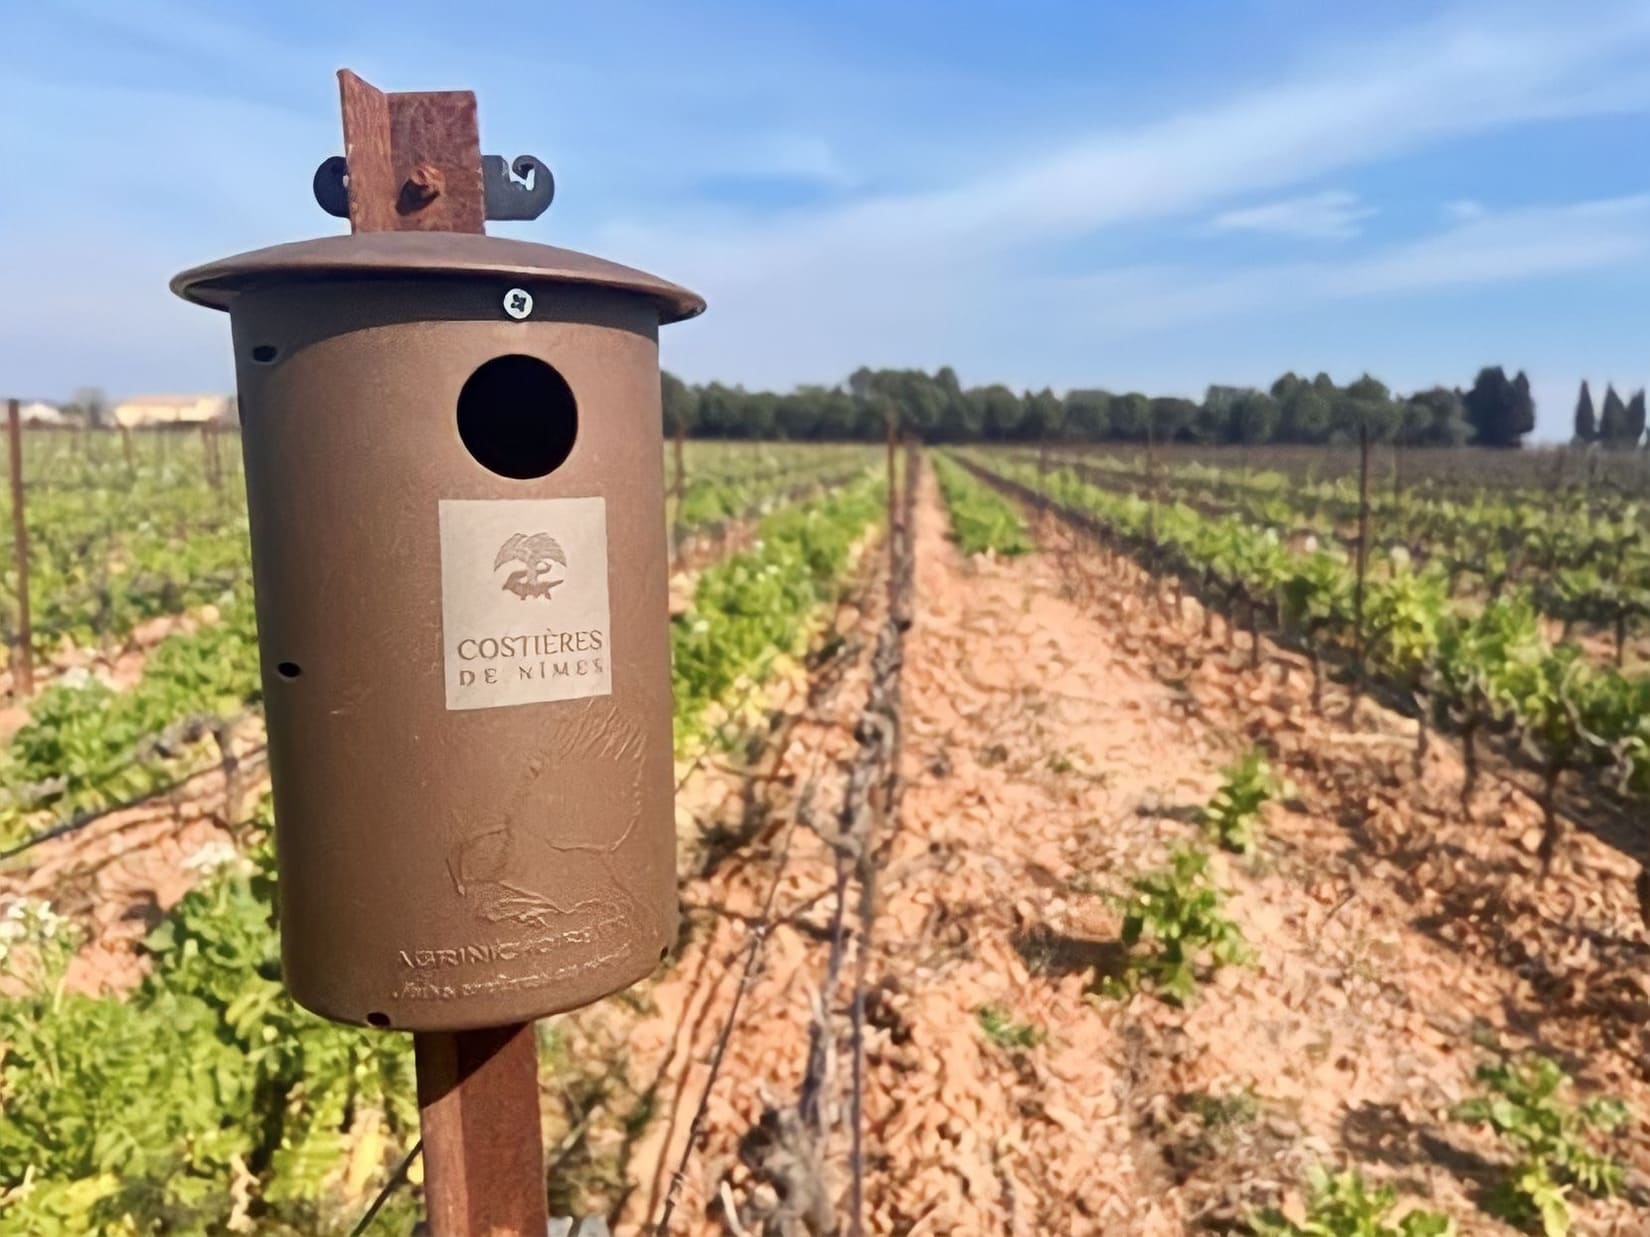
[482,155,555,221]
[313,154,554,222]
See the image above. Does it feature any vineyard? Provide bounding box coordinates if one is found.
[2,430,1648,1235]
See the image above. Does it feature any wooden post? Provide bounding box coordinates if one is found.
[333,69,547,1232]
[121,424,135,480]
[670,420,686,569]
[201,423,221,490]
[1145,405,1159,606]
[886,405,898,610]
[7,399,32,698]
[1350,422,1371,716]
[415,1024,548,1237]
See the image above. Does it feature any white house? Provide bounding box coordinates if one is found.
[112,395,233,428]
[18,401,73,426]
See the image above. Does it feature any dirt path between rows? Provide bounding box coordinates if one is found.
[553,462,1647,1235]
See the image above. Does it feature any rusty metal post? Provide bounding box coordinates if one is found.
[415,1024,547,1236]
[7,399,32,698]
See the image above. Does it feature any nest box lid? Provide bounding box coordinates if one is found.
[171,231,705,324]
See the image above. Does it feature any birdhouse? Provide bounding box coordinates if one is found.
[172,73,703,1032]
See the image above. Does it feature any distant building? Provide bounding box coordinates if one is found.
[18,401,75,426]
[112,395,233,428]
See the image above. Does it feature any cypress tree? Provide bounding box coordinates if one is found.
[1573,380,1596,443]
[1628,389,1648,447]
[1510,370,1536,442]
[1600,384,1629,447]
[1464,366,1514,447]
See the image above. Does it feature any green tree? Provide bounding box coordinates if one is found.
[1512,370,1536,441]
[1626,389,1647,447]
[1198,385,1250,442]
[1269,371,1304,406]
[1573,380,1597,444]
[1060,389,1108,441]
[742,391,778,440]
[1109,392,1152,441]
[1150,397,1200,442]
[814,388,862,440]
[775,387,825,439]
[1405,387,1471,446]
[661,371,698,436]
[848,367,947,438]
[1599,383,1629,448]
[1342,374,1401,442]
[1463,365,1535,448]
[693,381,743,437]
[1281,387,1333,443]
[1229,390,1280,444]
[1022,388,1064,443]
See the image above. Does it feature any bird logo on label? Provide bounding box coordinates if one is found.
[494,532,568,600]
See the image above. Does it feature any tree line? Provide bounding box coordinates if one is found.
[663,364,1541,447]
[1572,381,1650,449]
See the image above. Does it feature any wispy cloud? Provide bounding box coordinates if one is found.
[622,4,1650,387]
[745,134,859,189]
[1209,191,1374,241]
[1059,194,1650,334]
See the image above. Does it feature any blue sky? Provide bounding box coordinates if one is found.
[3,1,1649,440]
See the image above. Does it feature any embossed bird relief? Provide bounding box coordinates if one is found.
[494,532,568,600]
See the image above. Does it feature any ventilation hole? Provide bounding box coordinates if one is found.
[456,354,577,480]
[659,945,670,962]
[251,344,279,364]
[276,661,302,680]
[366,1011,391,1028]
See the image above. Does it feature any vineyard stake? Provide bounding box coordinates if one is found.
[201,422,221,491]
[886,405,898,608]
[7,398,33,697]
[671,419,686,570]
[1349,421,1371,718]
[415,1023,546,1236]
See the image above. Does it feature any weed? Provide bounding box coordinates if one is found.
[1202,749,1284,855]
[1104,845,1251,1004]
[1453,1054,1629,1236]
[1187,1087,1260,1130]
[976,1003,1042,1050]
[1251,1164,1456,1236]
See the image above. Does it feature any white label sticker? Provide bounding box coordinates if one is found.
[438,498,612,711]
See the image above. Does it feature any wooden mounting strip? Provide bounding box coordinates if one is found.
[337,69,486,235]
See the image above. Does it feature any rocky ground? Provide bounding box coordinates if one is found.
[547,463,1648,1234]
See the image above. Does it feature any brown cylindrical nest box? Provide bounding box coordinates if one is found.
[175,220,703,1031]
